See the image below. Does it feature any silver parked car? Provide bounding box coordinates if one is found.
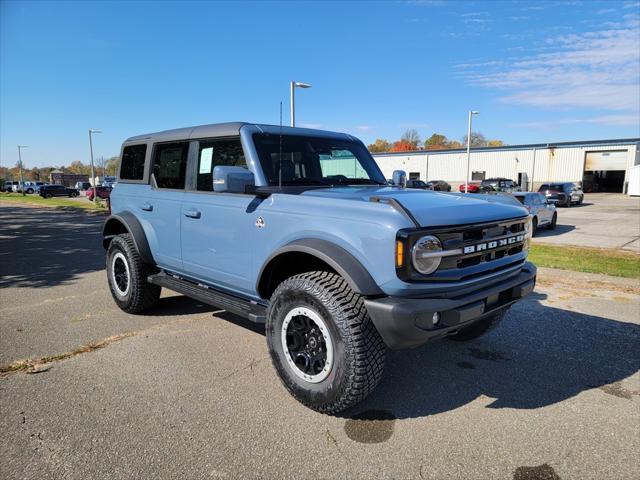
[513,192,557,235]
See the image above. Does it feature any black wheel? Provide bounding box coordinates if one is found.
[26,188,34,194]
[531,217,538,237]
[548,212,557,230]
[45,193,52,198]
[578,195,584,205]
[70,192,78,198]
[564,197,571,207]
[106,234,161,313]
[266,271,386,414]
[449,309,508,341]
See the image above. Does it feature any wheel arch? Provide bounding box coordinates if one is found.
[102,212,155,265]
[256,239,383,300]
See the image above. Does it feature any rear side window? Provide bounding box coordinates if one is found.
[152,142,189,189]
[120,144,147,180]
[196,139,246,192]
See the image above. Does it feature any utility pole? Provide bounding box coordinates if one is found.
[464,111,479,193]
[17,145,28,197]
[88,129,102,199]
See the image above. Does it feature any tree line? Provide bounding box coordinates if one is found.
[0,157,120,182]
[367,129,505,153]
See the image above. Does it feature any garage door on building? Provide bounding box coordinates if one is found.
[583,150,628,193]
[585,151,628,171]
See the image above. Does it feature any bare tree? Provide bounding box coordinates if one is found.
[401,129,421,149]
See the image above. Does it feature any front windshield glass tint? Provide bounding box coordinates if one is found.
[252,133,386,186]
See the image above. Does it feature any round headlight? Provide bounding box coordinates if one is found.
[411,235,442,275]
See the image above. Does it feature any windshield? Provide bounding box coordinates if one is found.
[540,184,564,191]
[252,133,387,187]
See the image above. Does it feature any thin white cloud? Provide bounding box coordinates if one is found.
[458,17,640,113]
[355,125,373,132]
[511,114,640,129]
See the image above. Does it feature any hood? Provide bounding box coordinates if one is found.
[301,186,528,227]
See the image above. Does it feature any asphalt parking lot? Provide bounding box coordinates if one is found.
[533,193,640,252]
[1,204,639,480]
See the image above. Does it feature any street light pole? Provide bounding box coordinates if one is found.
[17,145,28,197]
[290,81,311,127]
[88,129,102,199]
[464,110,479,193]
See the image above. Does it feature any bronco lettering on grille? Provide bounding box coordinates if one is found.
[463,234,524,254]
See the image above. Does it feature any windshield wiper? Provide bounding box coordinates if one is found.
[280,178,332,186]
[332,178,386,186]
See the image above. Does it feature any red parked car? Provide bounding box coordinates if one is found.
[87,186,112,201]
[459,182,481,193]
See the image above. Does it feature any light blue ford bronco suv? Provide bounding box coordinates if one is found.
[103,122,536,413]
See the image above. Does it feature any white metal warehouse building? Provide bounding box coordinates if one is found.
[372,138,640,196]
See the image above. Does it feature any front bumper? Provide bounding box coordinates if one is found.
[364,263,536,349]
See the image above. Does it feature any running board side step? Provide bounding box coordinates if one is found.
[147,272,267,323]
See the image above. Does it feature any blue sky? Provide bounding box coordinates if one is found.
[1,0,639,167]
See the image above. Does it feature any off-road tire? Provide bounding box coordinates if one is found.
[106,234,161,313]
[266,271,386,414]
[448,308,509,341]
[548,212,557,230]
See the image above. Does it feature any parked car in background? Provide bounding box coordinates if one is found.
[39,184,79,198]
[3,181,19,192]
[538,182,583,207]
[75,181,92,191]
[481,178,521,193]
[406,179,429,189]
[35,183,49,193]
[87,186,112,201]
[513,192,557,235]
[23,181,45,194]
[426,180,451,191]
[459,182,481,193]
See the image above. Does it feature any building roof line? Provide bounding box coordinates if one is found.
[371,138,640,156]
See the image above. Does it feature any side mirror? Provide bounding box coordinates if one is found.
[392,170,407,187]
[213,166,255,193]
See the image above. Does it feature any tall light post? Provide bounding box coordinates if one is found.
[464,110,479,193]
[290,81,311,127]
[88,129,102,198]
[17,145,28,197]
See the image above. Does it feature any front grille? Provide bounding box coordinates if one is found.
[397,216,528,283]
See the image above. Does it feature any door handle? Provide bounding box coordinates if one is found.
[141,203,153,211]
[184,208,201,219]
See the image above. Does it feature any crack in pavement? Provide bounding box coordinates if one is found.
[0,332,137,378]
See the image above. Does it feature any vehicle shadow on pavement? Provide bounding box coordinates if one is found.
[0,206,105,288]
[534,224,575,238]
[142,296,267,335]
[345,291,640,419]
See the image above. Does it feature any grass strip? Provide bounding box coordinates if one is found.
[529,243,640,279]
[0,192,107,212]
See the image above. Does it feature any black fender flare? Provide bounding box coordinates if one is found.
[102,212,155,265]
[257,238,383,297]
